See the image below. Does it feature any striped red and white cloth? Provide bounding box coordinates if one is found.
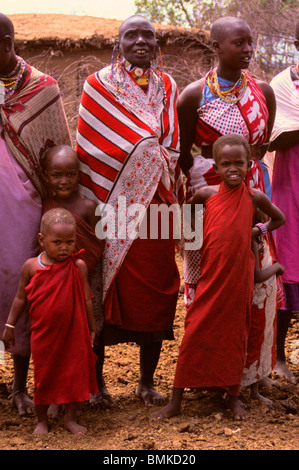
[1,62,71,198]
[76,65,183,301]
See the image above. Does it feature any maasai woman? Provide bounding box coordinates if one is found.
[76,15,183,408]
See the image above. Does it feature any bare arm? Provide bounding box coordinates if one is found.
[76,259,96,345]
[269,130,299,152]
[251,189,286,238]
[84,197,100,231]
[2,261,32,349]
[178,79,204,175]
[252,237,285,283]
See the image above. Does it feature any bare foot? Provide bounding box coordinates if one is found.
[64,418,87,435]
[136,383,166,406]
[274,360,296,383]
[249,383,273,406]
[90,389,115,410]
[151,401,181,420]
[47,404,60,419]
[33,421,48,435]
[11,390,35,417]
[226,395,248,420]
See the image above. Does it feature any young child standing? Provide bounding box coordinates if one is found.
[2,208,98,435]
[42,145,109,408]
[152,134,285,421]
[42,145,104,276]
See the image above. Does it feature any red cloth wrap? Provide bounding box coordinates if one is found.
[104,197,180,331]
[25,253,98,405]
[174,182,255,395]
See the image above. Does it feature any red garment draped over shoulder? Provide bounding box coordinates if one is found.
[25,253,98,405]
[174,182,255,394]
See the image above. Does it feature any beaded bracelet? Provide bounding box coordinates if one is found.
[5,323,15,329]
[255,222,268,236]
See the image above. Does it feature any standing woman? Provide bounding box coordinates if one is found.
[76,15,183,407]
[0,14,71,416]
[179,16,281,401]
[179,16,276,306]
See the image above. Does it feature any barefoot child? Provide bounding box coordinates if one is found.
[42,145,108,408]
[2,208,98,435]
[152,134,285,421]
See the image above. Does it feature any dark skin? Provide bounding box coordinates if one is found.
[178,20,276,176]
[44,145,99,230]
[0,14,33,418]
[92,15,168,409]
[152,144,285,421]
[267,37,299,384]
[2,224,96,435]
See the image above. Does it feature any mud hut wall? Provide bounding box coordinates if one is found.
[16,44,214,140]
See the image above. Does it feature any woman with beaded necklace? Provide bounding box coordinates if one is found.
[76,15,183,408]
[179,17,283,404]
[180,17,276,307]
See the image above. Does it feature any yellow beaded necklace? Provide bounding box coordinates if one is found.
[205,68,248,103]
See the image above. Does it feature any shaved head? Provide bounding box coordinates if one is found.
[210,16,250,44]
[118,14,155,40]
[0,13,14,39]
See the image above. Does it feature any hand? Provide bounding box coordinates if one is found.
[250,143,269,161]
[2,327,15,350]
[274,262,285,276]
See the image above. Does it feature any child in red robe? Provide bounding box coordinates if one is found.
[42,145,108,408]
[152,134,285,421]
[2,208,98,435]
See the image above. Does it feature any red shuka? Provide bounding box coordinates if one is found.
[25,253,98,405]
[174,182,255,395]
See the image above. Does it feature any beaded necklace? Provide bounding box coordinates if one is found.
[0,56,26,101]
[204,67,247,103]
[123,59,151,89]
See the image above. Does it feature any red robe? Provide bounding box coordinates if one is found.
[174,182,255,395]
[25,253,98,405]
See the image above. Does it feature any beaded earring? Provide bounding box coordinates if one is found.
[153,46,167,107]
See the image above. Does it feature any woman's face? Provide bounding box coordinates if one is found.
[118,16,158,68]
[216,22,254,71]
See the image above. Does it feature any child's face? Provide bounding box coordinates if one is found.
[214,144,250,188]
[39,223,76,263]
[46,150,79,200]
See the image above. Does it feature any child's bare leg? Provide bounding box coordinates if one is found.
[226,394,248,420]
[47,403,60,418]
[90,337,115,409]
[34,405,49,435]
[151,387,184,419]
[136,341,165,406]
[64,403,87,435]
[11,354,34,416]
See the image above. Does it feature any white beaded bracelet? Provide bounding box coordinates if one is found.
[5,323,15,329]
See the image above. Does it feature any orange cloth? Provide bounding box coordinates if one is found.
[25,252,98,405]
[174,182,255,395]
